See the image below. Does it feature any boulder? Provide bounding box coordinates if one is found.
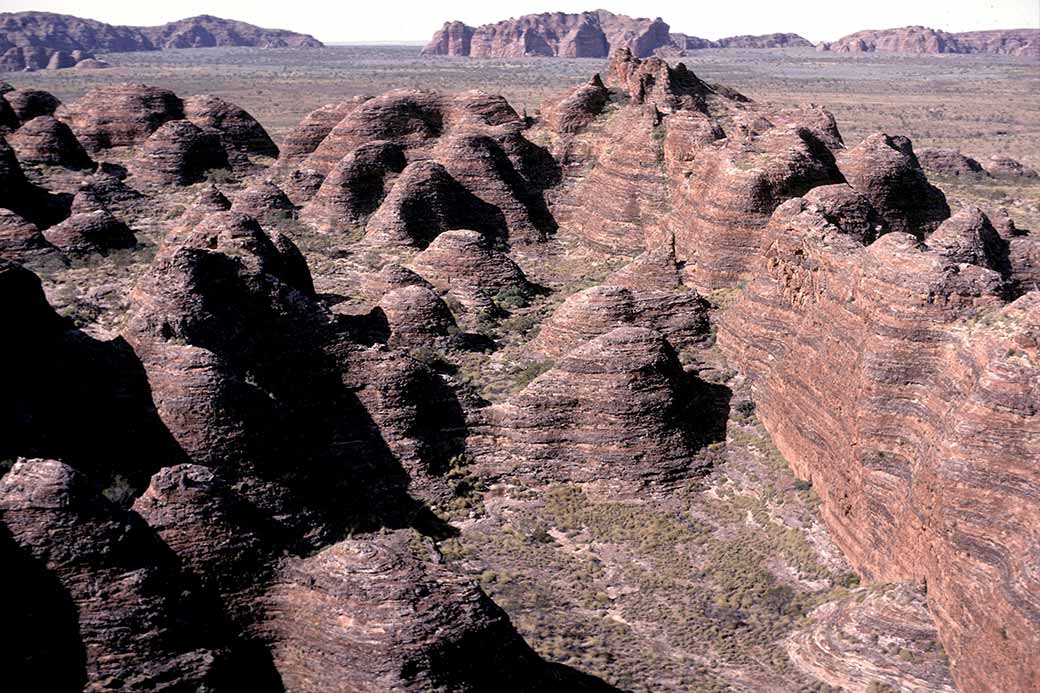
[3,88,61,123]
[984,155,1038,178]
[130,119,229,186]
[42,209,136,255]
[183,93,278,164]
[915,147,987,177]
[377,285,459,349]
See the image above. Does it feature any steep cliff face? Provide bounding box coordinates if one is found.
[717,195,1040,692]
[422,10,672,58]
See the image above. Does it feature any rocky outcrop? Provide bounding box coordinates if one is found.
[422,11,672,58]
[8,115,92,168]
[407,229,532,311]
[3,88,60,123]
[0,459,269,689]
[530,282,709,358]
[230,180,295,223]
[786,584,955,692]
[819,26,1038,55]
[41,209,136,255]
[56,83,184,151]
[377,285,459,349]
[356,263,433,303]
[835,133,949,235]
[493,326,704,482]
[717,194,1039,692]
[0,12,322,72]
[552,48,844,289]
[0,207,60,264]
[0,132,67,228]
[137,14,322,49]
[984,155,1038,178]
[130,119,229,186]
[183,94,278,165]
[716,33,813,48]
[300,140,406,232]
[543,74,609,134]
[275,97,371,171]
[916,147,987,178]
[265,531,607,692]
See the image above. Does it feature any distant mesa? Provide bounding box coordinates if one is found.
[0,11,323,72]
[422,12,1037,58]
[421,10,812,57]
[817,25,1038,55]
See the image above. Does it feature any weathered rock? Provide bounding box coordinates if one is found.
[300,140,407,232]
[72,172,143,215]
[265,531,598,692]
[717,195,1039,692]
[927,206,1010,277]
[715,33,814,48]
[493,326,703,482]
[230,180,295,223]
[422,10,672,58]
[836,133,950,235]
[72,58,110,69]
[544,74,610,134]
[377,285,459,349]
[8,115,92,168]
[820,26,1038,55]
[0,459,239,689]
[42,209,136,255]
[549,49,844,289]
[275,97,370,170]
[130,119,229,186]
[139,14,323,49]
[915,147,987,177]
[0,94,17,131]
[3,88,61,123]
[530,283,709,358]
[984,155,1038,178]
[0,207,61,264]
[0,132,67,228]
[356,263,433,303]
[605,244,683,291]
[183,93,278,164]
[786,584,955,692]
[364,161,507,248]
[55,83,184,151]
[407,229,532,310]
[799,183,885,244]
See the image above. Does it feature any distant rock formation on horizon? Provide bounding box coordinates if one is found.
[818,25,1038,55]
[0,11,323,72]
[420,10,812,57]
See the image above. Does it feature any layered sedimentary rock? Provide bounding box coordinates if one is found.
[275,97,371,170]
[183,94,278,165]
[0,132,66,228]
[137,14,323,49]
[786,584,955,692]
[916,147,987,177]
[530,282,709,358]
[56,83,184,151]
[493,326,703,482]
[551,48,844,289]
[819,26,1039,55]
[543,74,609,134]
[3,88,61,123]
[0,459,247,689]
[230,180,295,223]
[422,11,672,58]
[8,115,92,168]
[407,229,532,311]
[377,285,459,349]
[0,207,60,264]
[717,195,1039,692]
[300,140,406,232]
[266,531,605,692]
[356,263,433,303]
[41,209,136,255]
[835,133,949,235]
[130,119,229,186]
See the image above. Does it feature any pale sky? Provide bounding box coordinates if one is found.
[3,0,1038,44]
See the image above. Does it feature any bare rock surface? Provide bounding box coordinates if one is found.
[820,25,1039,55]
[786,584,956,692]
[130,119,229,186]
[493,326,705,482]
[8,115,92,168]
[3,88,60,123]
[56,83,184,151]
[916,147,987,178]
[42,209,136,255]
[183,93,278,165]
[718,193,1039,692]
[984,155,1039,178]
